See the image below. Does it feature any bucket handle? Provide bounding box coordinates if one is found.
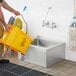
[15,14,28,34]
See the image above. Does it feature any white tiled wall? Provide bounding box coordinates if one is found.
[3,0,76,61]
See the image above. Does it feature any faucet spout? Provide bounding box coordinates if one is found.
[37,36,40,46]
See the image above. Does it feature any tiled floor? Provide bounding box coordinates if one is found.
[0,62,52,76]
[2,53,76,76]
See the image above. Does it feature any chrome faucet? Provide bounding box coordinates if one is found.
[51,22,56,28]
[42,6,57,29]
[42,21,50,27]
[42,21,56,29]
[37,35,40,46]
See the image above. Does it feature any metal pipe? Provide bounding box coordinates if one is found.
[20,14,28,34]
[44,6,51,22]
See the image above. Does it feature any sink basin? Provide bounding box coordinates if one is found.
[31,38,58,47]
[18,37,65,67]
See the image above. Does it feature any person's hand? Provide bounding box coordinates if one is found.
[13,11,20,16]
[5,25,10,32]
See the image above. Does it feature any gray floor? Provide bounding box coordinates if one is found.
[0,62,52,76]
[3,54,76,76]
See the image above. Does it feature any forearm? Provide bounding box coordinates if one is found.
[0,9,7,27]
[2,1,16,13]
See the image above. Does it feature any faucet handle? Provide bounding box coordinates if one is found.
[49,7,52,9]
[37,35,40,38]
[46,21,50,25]
[51,22,56,28]
[42,20,45,27]
[42,20,50,27]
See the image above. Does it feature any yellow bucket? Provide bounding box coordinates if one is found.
[1,25,33,55]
